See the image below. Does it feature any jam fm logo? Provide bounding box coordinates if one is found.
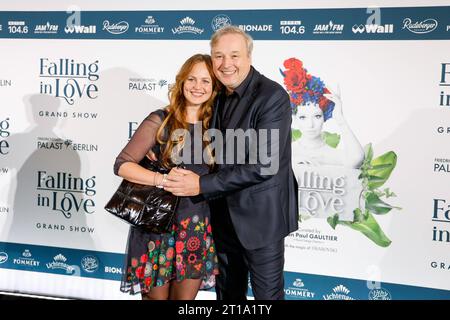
[36,170,96,219]
[39,58,99,105]
[0,117,10,156]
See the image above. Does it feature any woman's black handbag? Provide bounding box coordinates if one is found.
[104,156,179,234]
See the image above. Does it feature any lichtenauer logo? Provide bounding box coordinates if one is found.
[39,58,99,105]
[172,17,204,35]
[46,254,75,274]
[323,285,355,300]
[402,18,438,34]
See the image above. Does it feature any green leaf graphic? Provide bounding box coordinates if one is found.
[342,211,392,247]
[292,129,302,142]
[365,192,399,215]
[367,151,397,190]
[322,132,340,148]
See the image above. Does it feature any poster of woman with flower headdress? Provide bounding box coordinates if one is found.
[280,58,398,247]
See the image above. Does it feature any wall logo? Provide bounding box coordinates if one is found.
[0,252,8,264]
[239,24,273,32]
[211,14,232,31]
[368,288,392,300]
[402,18,438,34]
[34,22,59,34]
[352,24,394,34]
[39,58,99,105]
[432,199,450,243]
[135,16,164,34]
[46,254,75,274]
[323,285,355,300]
[0,117,10,155]
[280,20,305,35]
[8,21,29,34]
[439,63,450,107]
[313,21,344,34]
[129,77,168,92]
[36,170,96,219]
[172,17,204,35]
[81,255,99,273]
[37,137,98,152]
[285,278,316,299]
[64,24,96,34]
[13,249,40,267]
[103,20,129,35]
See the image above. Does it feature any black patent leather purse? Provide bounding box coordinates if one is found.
[104,155,179,233]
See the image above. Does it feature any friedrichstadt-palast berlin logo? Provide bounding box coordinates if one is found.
[103,20,129,35]
[284,278,316,299]
[13,249,40,267]
[129,77,168,92]
[434,157,450,173]
[34,22,58,34]
[323,285,356,300]
[352,23,394,34]
[135,16,164,34]
[81,255,99,273]
[0,117,10,156]
[402,18,438,34]
[37,137,98,153]
[39,58,99,105]
[46,254,75,274]
[36,170,96,219]
[211,14,232,31]
[172,17,204,35]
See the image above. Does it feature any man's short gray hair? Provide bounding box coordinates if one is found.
[210,25,254,56]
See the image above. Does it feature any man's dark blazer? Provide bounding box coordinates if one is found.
[200,67,299,250]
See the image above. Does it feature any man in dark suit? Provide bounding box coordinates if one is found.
[164,26,298,300]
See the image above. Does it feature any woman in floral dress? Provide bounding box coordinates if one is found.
[113,54,219,300]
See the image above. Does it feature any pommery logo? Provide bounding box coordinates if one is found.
[323,285,355,300]
[284,278,316,299]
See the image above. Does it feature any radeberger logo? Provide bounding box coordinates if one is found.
[39,58,99,105]
[36,170,96,219]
